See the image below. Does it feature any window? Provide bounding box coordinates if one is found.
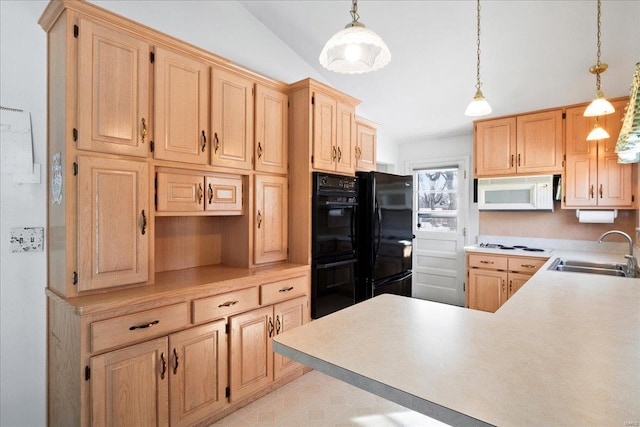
[416,167,458,232]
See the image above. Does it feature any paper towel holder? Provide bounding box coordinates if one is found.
[576,209,617,223]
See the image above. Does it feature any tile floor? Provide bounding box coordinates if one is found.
[211,370,449,427]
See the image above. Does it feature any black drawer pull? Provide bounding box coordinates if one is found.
[129,320,159,331]
[279,286,294,293]
[218,300,239,308]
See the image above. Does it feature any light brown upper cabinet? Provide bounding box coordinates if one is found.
[564,98,635,208]
[355,116,377,172]
[254,174,288,264]
[474,110,563,177]
[76,155,149,292]
[211,67,254,170]
[154,47,210,165]
[156,170,243,215]
[77,17,150,157]
[312,91,356,174]
[255,84,288,174]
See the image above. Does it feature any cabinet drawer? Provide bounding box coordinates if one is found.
[508,257,546,274]
[205,174,243,214]
[156,172,204,212]
[468,254,508,270]
[192,287,259,324]
[91,302,189,353]
[260,276,307,306]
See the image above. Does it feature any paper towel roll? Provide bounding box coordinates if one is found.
[576,209,617,223]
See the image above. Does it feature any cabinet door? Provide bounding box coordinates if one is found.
[77,156,148,291]
[468,269,507,313]
[254,175,288,264]
[508,272,531,298]
[229,306,274,402]
[474,117,516,177]
[335,102,356,174]
[255,85,288,174]
[77,17,149,157]
[516,110,563,174]
[154,47,209,164]
[205,174,243,214]
[90,337,169,427]
[156,172,205,213]
[564,106,598,207]
[273,296,307,380]
[312,91,337,172]
[597,100,634,207]
[169,321,228,427]
[355,120,377,172]
[211,68,254,170]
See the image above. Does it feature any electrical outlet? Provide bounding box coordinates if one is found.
[9,227,44,253]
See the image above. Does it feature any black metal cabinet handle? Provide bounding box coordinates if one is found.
[129,319,159,330]
[218,300,238,308]
[257,141,263,159]
[141,210,147,235]
[160,352,166,380]
[201,130,207,152]
[279,286,294,293]
[214,133,219,153]
[208,183,213,204]
[173,348,179,375]
[268,317,274,337]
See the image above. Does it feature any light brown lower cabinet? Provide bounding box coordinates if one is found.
[47,270,309,427]
[229,295,307,402]
[90,320,227,427]
[467,253,546,312]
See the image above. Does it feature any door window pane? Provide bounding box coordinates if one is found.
[416,168,458,232]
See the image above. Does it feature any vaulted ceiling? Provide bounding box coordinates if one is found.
[239,1,640,145]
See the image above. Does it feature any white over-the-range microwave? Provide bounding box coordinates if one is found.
[477,175,555,211]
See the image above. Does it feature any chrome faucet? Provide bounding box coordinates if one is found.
[597,230,637,277]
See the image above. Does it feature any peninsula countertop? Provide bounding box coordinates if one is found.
[273,250,640,426]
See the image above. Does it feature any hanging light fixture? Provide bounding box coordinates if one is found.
[319,0,391,74]
[584,0,615,118]
[465,0,491,117]
[586,117,610,141]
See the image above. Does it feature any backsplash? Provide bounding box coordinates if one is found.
[479,203,638,242]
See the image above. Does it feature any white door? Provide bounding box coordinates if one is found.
[411,160,468,306]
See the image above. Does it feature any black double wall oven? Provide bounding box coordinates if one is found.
[311,173,359,319]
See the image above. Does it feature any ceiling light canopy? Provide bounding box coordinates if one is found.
[319,0,391,74]
[584,0,615,118]
[465,0,491,117]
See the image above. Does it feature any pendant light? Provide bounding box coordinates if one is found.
[319,0,391,74]
[586,117,610,141]
[465,0,491,117]
[584,0,615,118]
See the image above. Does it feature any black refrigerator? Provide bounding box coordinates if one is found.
[356,171,413,300]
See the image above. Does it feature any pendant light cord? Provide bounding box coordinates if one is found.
[595,0,602,91]
[350,0,360,24]
[475,0,482,91]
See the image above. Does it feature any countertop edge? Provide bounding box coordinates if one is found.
[272,340,494,427]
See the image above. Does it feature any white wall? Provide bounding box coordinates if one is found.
[0,2,49,426]
[0,1,331,425]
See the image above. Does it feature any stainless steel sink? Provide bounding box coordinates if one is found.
[548,258,631,277]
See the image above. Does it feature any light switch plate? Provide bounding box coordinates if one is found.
[10,227,44,253]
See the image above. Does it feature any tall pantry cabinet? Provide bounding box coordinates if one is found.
[288,79,361,265]
[39,1,309,426]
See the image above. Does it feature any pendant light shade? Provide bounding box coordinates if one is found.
[586,118,610,141]
[465,0,491,117]
[584,0,615,118]
[319,0,391,74]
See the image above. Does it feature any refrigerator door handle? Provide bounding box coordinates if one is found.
[374,197,382,258]
[316,258,358,269]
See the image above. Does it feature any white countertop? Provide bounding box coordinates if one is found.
[273,250,640,426]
